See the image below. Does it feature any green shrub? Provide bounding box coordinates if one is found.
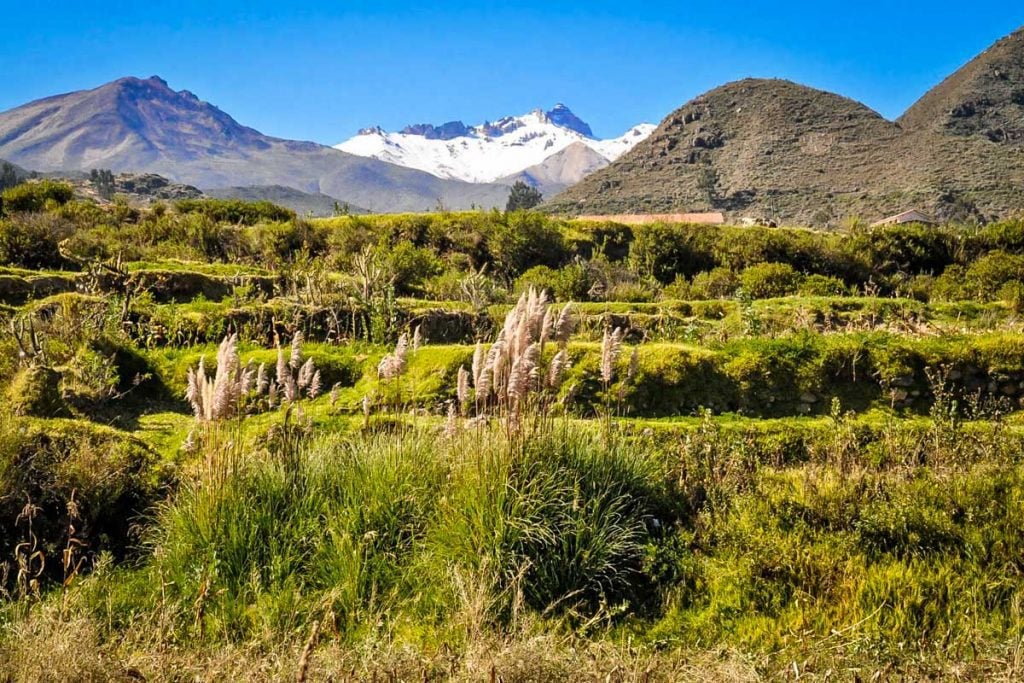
[661,275,693,300]
[931,265,968,301]
[629,224,715,284]
[964,251,1024,300]
[515,263,590,301]
[850,224,953,277]
[689,267,739,299]
[0,214,73,269]
[382,241,442,295]
[488,211,568,276]
[0,180,74,215]
[174,198,295,225]
[739,263,802,299]
[799,273,850,296]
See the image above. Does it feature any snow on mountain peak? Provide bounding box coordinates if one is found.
[335,105,653,184]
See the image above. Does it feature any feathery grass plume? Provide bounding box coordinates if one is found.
[444,401,458,438]
[289,330,304,369]
[361,395,370,418]
[476,362,493,400]
[377,333,409,380]
[413,325,423,352]
[554,303,574,344]
[185,362,202,419]
[548,349,569,389]
[457,365,470,414]
[283,373,297,402]
[298,357,315,390]
[256,363,269,394]
[527,287,549,340]
[240,359,256,395]
[627,347,640,383]
[472,342,485,388]
[506,342,539,406]
[469,287,572,419]
[266,333,319,404]
[601,327,624,385]
[276,346,288,390]
[487,335,507,397]
[540,306,553,357]
[329,383,340,406]
[309,370,322,399]
[185,334,254,421]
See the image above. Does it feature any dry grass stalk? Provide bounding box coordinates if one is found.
[457,365,471,414]
[378,333,409,380]
[186,334,319,420]
[186,334,256,421]
[600,327,624,385]
[462,288,574,423]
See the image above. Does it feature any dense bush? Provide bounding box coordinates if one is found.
[487,211,568,276]
[0,414,160,586]
[515,263,590,301]
[739,262,802,298]
[798,273,850,296]
[174,197,295,225]
[629,223,715,284]
[382,241,442,295]
[849,223,953,276]
[0,213,73,269]
[0,180,74,215]
[689,267,739,299]
[963,251,1024,300]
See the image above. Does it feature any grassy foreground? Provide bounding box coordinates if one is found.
[3,195,1024,680]
[3,411,1024,681]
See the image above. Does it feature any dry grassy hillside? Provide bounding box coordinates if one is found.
[547,27,1024,226]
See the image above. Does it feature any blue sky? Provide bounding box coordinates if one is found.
[1,2,1022,143]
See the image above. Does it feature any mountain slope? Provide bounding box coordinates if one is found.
[545,79,903,221]
[899,26,1024,142]
[335,105,654,185]
[205,185,368,216]
[887,26,1024,221]
[0,76,512,213]
[547,26,1024,225]
[500,142,612,197]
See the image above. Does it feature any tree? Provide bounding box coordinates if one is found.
[0,162,19,192]
[506,181,543,212]
[90,169,116,201]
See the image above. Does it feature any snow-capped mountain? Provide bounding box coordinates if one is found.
[335,104,655,187]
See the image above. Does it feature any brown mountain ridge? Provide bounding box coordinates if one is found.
[546,26,1024,225]
[0,76,513,213]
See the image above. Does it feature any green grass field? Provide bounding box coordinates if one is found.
[2,193,1024,680]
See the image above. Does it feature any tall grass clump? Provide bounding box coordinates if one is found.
[426,423,674,620]
[147,423,449,643]
[129,409,678,648]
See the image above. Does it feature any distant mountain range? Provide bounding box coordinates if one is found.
[546,26,1024,224]
[0,76,511,213]
[1,25,1023,223]
[335,105,653,196]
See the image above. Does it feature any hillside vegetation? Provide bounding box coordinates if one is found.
[546,27,1024,226]
[1,185,1024,680]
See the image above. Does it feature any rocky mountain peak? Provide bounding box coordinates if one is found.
[545,103,593,137]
